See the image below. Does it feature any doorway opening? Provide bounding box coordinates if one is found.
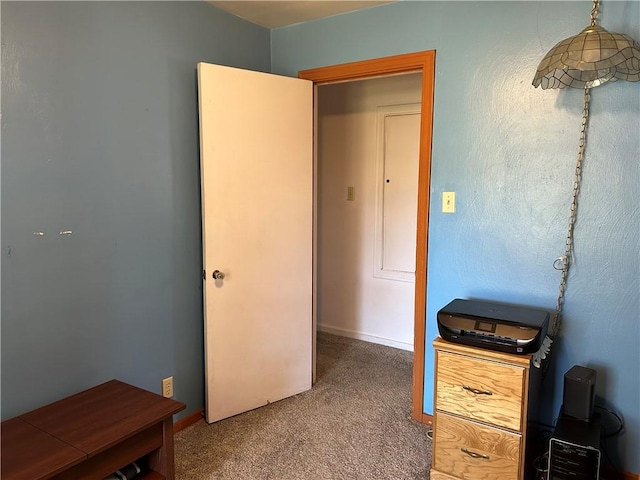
[300,51,435,423]
[315,75,420,346]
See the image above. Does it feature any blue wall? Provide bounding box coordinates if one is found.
[271,1,639,472]
[1,1,269,420]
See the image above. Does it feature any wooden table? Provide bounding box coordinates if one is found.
[1,379,186,480]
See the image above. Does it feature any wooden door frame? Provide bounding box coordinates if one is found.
[299,50,435,424]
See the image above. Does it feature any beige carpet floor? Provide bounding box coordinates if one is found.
[174,332,432,479]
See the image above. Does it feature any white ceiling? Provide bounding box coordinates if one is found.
[207,1,397,29]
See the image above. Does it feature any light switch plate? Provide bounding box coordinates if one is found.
[442,192,455,213]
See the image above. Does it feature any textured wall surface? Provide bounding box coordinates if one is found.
[272,1,639,472]
[1,1,270,420]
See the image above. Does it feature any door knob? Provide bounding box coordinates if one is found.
[212,270,226,280]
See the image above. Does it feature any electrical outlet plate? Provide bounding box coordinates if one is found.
[162,376,173,398]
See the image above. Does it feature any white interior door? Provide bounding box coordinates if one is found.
[197,63,313,424]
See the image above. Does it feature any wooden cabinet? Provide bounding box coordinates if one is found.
[1,380,185,480]
[431,337,536,480]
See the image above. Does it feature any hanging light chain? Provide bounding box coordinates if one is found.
[552,86,591,337]
[590,0,600,26]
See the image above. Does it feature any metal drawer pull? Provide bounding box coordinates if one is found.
[461,447,490,460]
[462,385,492,395]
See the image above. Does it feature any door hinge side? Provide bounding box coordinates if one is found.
[202,269,206,280]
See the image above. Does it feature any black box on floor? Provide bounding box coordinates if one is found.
[563,365,597,421]
[548,411,601,480]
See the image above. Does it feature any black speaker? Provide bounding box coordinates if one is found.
[563,365,596,421]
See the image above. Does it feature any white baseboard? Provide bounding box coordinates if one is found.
[317,324,413,352]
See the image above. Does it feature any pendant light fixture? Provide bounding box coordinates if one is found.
[530,0,639,368]
[533,0,640,89]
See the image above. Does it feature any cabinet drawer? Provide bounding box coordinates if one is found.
[433,412,521,480]
[430,469,460,480]
[436,351,525,431]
